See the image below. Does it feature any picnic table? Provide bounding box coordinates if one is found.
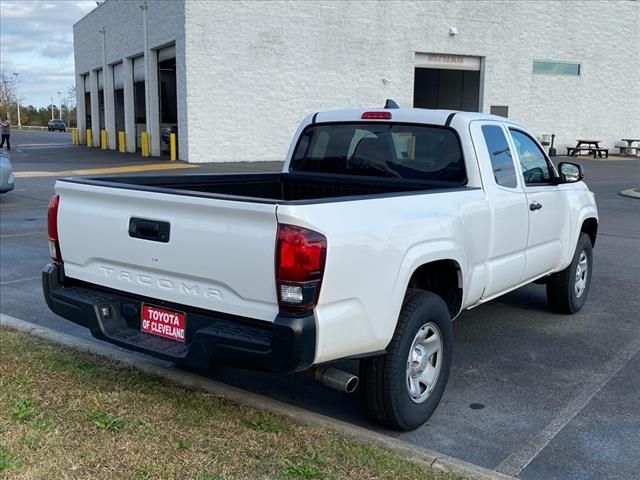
[567,139,609,158]
[618,138,640,156]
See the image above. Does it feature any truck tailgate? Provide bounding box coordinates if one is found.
[55,180,279,321]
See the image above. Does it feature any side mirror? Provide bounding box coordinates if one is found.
[558,162,584,183]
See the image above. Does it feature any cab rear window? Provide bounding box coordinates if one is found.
[290,123,466,184]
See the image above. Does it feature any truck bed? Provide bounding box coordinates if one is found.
[64,173,465,204]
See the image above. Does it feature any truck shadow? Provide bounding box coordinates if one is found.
[192,283,557,434]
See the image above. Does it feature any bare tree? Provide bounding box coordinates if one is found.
[67,84,76,108]
[0,72,18,118]
[66,85,77,127]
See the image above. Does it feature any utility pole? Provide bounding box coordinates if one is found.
[99,27,115,149]
[57,91,63,120]
[12,72,21,127]
[51,97,54,120]
[141,3,150,143]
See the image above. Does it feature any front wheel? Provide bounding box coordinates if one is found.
[546,232,593,313]
[360,290,453,431]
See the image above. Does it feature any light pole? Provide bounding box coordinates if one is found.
[12,72,21,127]
[141,3,150,144]
[51,97,54,120]
[57,91,63,120]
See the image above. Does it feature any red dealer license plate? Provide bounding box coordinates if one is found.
[141,304,186,343]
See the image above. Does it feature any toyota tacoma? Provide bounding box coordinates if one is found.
[43,103,598,430]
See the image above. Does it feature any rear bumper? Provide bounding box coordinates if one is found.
[42,263,316,373]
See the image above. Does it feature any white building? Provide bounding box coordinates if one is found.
[74,0,640,163]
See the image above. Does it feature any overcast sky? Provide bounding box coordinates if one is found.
[0,0,97,108]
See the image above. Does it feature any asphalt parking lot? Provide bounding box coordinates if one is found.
[2,130,639,479]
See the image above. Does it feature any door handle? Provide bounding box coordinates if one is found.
[129,217,170,243]
[529,201,543,211]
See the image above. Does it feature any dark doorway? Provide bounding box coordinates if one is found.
[413,68,480,111]
[113,63,125,135]
[114,89,125,133]
[84,91,91,129]
[98,89,105,130]
[133,80,146,149]
[158,56,177,153]
[134,82,145,124]
[159,57,177,125]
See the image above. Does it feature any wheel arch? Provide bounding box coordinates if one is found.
[581,217,598,247]
[559,209,597,272]
[406,259,463,319]
[393,241,465,321]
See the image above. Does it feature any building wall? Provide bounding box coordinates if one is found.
[184,0,639,163]
[73,0,188,158]
[75,0,639,163]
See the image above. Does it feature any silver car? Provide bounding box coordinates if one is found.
[0,150,15,193]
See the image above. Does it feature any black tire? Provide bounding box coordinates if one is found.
[359,290,453,431]
[546,232,593,314]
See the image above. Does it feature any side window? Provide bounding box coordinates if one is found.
[481,125,517,188]
[509,129,553,185]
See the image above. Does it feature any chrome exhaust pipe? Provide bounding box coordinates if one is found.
[314,366,359,393]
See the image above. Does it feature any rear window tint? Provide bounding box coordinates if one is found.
[290,123,466,184]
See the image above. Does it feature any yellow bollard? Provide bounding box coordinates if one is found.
[141,131,149,157]
[170,133,177,161]
[71,129,76,144]
[118,131,126,153]
[86,129,92,147]
[100,130,107,150]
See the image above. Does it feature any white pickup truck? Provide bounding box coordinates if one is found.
[43,105,598,430]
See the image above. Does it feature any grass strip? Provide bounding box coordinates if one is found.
[0,327,463,480]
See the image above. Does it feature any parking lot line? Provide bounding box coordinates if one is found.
[495,334,640,476]
[0,276,42,286]
[16,143,72,147]
[14,163,198,178]
[0,231,46,239]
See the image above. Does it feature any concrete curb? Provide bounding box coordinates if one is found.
[0,313,513,480]
[619,188,640,199]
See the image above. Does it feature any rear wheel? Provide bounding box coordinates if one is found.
[360,290,452,431]
[546,232,593,313]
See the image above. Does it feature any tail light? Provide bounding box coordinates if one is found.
[48,194,62,263]
[276,224,327,312]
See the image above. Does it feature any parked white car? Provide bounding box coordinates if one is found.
[0,150,15,193]
[43,104,597,430]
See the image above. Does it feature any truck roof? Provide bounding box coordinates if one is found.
[311,108,522,129]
